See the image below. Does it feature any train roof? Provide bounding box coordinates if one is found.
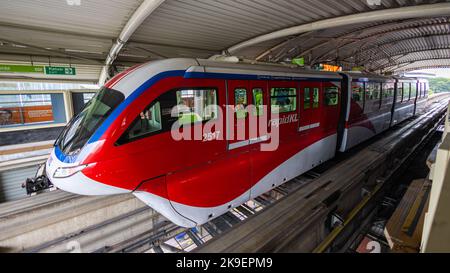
[108,58,343,98]
[393,76,420,82]
[194,58,343,80]
[340,71,395,82]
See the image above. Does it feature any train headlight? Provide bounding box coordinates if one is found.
[53,165,88,178]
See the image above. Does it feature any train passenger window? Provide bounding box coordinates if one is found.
[365,83,373,101]
[365,82,380,101]
[411,83,417,99]
[404,83,411,101]
[324,87,339,106]
[234,88,248,119]
[352,82,363,102]
[383,83,395,98]
[304,88,311,109]
[313,88,319,108]
[252,88,264,116]
[176,89,218,124]
[126,102,162,139]
[270,87,297,113]
[397,83,403,102]
[373,83,381,100]
[117,88,218,145]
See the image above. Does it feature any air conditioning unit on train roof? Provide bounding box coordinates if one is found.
[208,55,240,63]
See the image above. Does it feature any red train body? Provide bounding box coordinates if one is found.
[46,59,429,227]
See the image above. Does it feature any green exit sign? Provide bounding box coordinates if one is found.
[0,64,44,73]
[45,66,76,75]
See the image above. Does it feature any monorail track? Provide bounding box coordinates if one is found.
[0,97,448,253]
[195,99,449,253]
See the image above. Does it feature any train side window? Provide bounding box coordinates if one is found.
[270,87,297,113]
[397,83,403,102]
[324,87,339,106]
[234,88,248,119]
[365,83,373,101]
[411,83,417,99]
[117,88,218,145]
[373,83,381,100]
[127,102,162,140]
[176,89,218,124]
[352,82,363,102]
[313,88,320,108]
[365,82,380,101]
[405,83,411,101]
[117,99,165,145]
[383,83,394,98]
[252,88,264,117]
[304,88,311,109]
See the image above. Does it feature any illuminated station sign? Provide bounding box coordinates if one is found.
[313,64,342,72]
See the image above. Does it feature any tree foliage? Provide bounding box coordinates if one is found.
[429,77,450,93]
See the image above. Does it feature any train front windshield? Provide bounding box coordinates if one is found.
[56,87,125,155]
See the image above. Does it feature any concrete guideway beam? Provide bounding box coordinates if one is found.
[226,3,450,55]
[99,0,166,85]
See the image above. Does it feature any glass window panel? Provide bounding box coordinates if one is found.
[325,87,339,106]
[176,89,218,125]
[304,88,311,109]
[412,83,417,99]
[234,88,247,119]
[397,83,403,102]
[128,102,162,139]
[352,82,364,102]
[404,83,411,101]
[383,83,395,98]
[270,87,297,113]
[252,88,264,116]
[0,93,66,127]
[313,88,319,108]
[57,88,123,155]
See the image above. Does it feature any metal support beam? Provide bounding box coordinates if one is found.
[310,20,450,63]
[378,57,450,72]
[364,46,450,70]
[0,38,103,65]
[98,0,166,85]
[225,3,450,55]
[254,32,312,61]
[350,34,450,63]
[396,65,450,74]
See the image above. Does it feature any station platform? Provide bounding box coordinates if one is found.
[0,140,53,166]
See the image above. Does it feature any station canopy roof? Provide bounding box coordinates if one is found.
[0,0,449,82]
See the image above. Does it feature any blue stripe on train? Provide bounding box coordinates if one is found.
[56,69,342,163]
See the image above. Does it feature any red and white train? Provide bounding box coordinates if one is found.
[46,58,429,227]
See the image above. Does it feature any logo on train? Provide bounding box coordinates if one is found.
[269,114,299,128]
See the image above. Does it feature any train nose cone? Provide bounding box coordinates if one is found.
[46,151,129,196]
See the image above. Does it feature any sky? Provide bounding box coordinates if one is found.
[409,68,450,78]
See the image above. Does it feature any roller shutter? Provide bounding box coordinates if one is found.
[0,165,39,203]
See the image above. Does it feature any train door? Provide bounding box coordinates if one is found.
[322,82,340,134]
[227,80,251,152]
[247,80,273,199]
[299,81,322,134]
[225,79,252,199]
[248,80,270,147]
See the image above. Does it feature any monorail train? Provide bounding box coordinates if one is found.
[46,58,428,227]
